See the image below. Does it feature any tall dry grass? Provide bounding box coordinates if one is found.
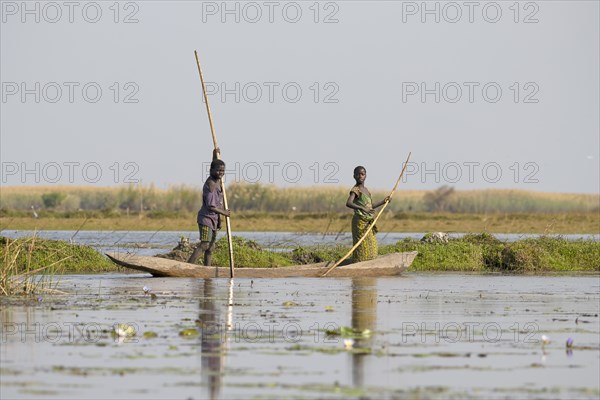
[1,184,598,215]
[0,236,67,296]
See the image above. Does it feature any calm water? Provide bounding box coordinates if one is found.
[1,273,599,399]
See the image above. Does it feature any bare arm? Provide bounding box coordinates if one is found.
[373,195,392,209]
[208,205,230,217]
[212,147,221,162]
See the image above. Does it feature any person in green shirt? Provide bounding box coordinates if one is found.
[345,166,390,262]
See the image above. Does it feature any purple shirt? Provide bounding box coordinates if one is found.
[197,179,223,230]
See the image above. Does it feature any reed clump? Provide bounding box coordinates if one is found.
[212,237,294,268]
[496,237,600,272]
[0,236,117,292]
[290,245,348,264]
[0,236,67,295]
[188,234,600,272]
[1,235,597,276]
[381,235,600,272]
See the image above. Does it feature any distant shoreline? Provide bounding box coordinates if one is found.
[1,211,598,234]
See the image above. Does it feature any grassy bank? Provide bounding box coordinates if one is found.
[0,236,118,276]
[162,234,600,273]
[1,235,597,291]
[380,234,600,272]
[0,235,119,296]
[1,211,599,234]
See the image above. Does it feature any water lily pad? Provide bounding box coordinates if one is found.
[179,328,199,337]
[326,326,372,339]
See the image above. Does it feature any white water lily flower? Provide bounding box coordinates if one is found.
[143,286,151,294]
[114,324,136,338]
[344,339,354,350]
[541,335,550,345]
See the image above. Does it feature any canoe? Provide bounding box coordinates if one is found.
[106,251,418,278]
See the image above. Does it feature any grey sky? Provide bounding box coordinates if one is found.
[1,1,598,193]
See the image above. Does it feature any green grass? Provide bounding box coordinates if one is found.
[380,238,485,271]
[380,234,600,273]
[210,234,600,272]
[0,236,118,277]
[1,234,598,283]
[1,236,62,295]
[211,237,294,268]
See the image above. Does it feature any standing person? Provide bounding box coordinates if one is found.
[345,166,390,262]
[188,148,231,266]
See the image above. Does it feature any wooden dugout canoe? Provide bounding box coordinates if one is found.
[106,251,418,278]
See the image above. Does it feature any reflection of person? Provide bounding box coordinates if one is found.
[188,148,231,266]
[199,279,223,400]
[345,166,390,262]
[351,277,377,387]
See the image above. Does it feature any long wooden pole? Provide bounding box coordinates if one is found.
[194,50,235,277]
[321,152,412,277]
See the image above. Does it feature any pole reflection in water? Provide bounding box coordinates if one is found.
[198,278,234,400]
[350,277,377,387]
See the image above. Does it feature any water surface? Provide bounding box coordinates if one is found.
[1,274,599,399]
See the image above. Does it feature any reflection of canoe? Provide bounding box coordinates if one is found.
[106,251,418,278]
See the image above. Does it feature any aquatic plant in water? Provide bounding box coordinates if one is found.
[0,236,67,296]
[113,324,136,338]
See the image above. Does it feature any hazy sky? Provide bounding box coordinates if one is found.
[1,1,599,193]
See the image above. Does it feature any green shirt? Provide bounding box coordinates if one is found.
[350,186,374,221]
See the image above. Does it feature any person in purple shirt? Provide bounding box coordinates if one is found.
[188,148,231,266]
